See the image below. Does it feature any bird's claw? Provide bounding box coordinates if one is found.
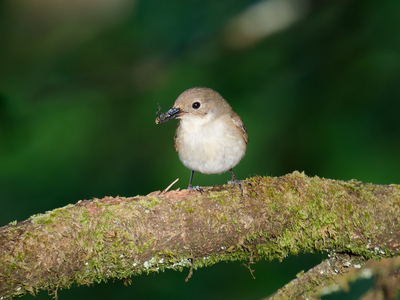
[227,179,250,195]
[188,185,203,193]
[227,180,250,185]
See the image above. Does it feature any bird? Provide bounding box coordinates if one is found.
[156,87,248,191]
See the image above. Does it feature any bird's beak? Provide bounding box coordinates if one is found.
[156,107,182,124]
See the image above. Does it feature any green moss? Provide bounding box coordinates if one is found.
[137,197,160,208]
[80,209,90,224]
[2,172,399,300]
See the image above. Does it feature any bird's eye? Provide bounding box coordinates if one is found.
[192,102,201,109]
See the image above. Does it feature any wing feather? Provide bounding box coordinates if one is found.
[174,122,181,152]
[230,112,249,144]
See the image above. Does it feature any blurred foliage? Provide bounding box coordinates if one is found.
[1,0,400,299]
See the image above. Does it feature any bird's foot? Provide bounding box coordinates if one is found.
[226,179,251,194]
[187,185,203,193]
[227,179,250,185]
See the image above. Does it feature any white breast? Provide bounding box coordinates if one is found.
[175,115,246,174]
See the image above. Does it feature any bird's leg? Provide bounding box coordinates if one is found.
[228,168,250,184]
[230,168,238,182]
[187,170,202,192]
[227,169,250,194]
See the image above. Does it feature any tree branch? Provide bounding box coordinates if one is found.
[1,171,399,299]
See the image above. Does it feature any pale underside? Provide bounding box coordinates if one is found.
[174,113,247,174]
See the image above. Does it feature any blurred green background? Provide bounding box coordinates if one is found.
[1,0,399,299]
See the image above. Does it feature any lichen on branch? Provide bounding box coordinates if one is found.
[0,171,399,299]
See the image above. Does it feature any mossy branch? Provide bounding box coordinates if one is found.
[1,171,399,299]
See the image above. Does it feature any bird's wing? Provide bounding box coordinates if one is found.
[230,112,249,144]
[174,122,181,152]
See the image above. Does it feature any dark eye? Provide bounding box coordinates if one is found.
[192,102,200,109]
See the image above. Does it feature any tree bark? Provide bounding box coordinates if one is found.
[1,171,399,299]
